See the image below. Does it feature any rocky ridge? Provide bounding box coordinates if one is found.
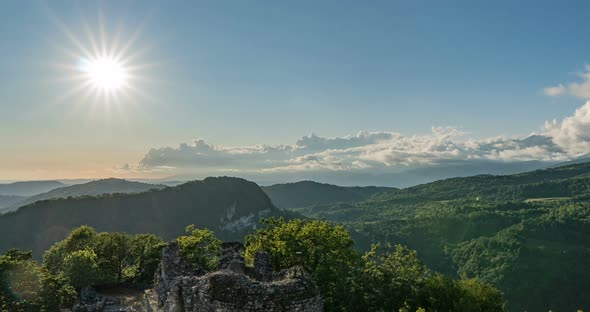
[152,241,323,312]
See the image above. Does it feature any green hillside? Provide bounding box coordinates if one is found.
[262,180,393,208]
[0,177,281,257]
[1,178,166,213]
[0,180,64,196]
[0,195,25,210]
[291,162,590,311]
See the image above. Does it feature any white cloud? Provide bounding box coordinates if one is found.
[107,69,590,186]
[134,126,568,178]
[111,94,590,186]
[544,65,590,99]
[545,101,590,155]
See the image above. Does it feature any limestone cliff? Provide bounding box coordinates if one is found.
[152,241,324,312]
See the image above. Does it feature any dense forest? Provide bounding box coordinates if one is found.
[287,162,590,311]
[0,177,283,256]
[1,219,504,312]
[1,163,590,310]
[261,181,394,208]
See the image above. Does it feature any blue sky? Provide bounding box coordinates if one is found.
[1,0,590,181]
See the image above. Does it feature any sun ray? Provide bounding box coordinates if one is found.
[45,6,157,113]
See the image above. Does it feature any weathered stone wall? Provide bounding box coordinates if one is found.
[153,241,323,312]
[153,241,204,309]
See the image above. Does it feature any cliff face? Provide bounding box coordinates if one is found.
[153,242,323,312]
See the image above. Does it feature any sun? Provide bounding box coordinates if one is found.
[51,11,156,108]
[80,56,129,92]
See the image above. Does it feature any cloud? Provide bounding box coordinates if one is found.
[134,126,570,179]
[106,68,590,186]
[544,84,567,97]
[118,98,590,186]
[545,101,590,155]
[544,65,590,99]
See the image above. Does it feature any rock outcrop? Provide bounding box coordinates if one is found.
[152,241,323,312]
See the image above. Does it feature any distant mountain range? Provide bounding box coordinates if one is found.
[262,181,393,209]
[0,195,26,210]
[0,178,165,213]
[0,180,65,196]
[0,177,282,257]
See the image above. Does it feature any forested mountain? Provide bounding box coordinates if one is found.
[289,162,590,311]
[262,181,393,208]
[0,177,281,257]
[0,180,64,196]
[1,178,165,213]
[0,195,25,210]
[2,165,589,310]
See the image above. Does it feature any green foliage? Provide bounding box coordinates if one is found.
[245,218,360,311]
[262,181,393,209]
[0,249,76,311]
[62,249,99,289]
[0,177,279,258]
[419,273,504,312]
[176,225,221,271]
[357,244,430,311]
[42,226,165,289]
[129,234,167,284]
[95,232,131,284]
[1,227,165,311]
[286,163,590,311]
[245,218,505,312]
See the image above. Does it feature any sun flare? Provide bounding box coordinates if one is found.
[80,56,129,92]
[52,13,155,107]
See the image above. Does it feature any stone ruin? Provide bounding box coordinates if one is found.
[152,241,324,312]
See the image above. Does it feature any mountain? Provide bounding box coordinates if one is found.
[0,195,26,210]
[167,159,556,188]
[551,155,590,168]
[300,162,590,311]
[1,178,166,213]
[0,180,65,196]
[262,181,394,209]
[0,177,280,257]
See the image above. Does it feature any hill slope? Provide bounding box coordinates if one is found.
[0,177,279,257]
[0,195,26,210]
[0,180,65,196]
[262,181,393,208]
[306,162,590,311]
[1,178,165,213]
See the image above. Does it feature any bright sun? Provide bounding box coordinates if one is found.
[80,57,129,92]
[55,14,152,106]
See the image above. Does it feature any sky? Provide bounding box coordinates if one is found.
[2,0,590,183]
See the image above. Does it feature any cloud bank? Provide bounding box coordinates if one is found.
[108,67,590,186]
[118,101,590,186]
[137,129,568,175]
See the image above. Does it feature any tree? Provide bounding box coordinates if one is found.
[128,234,165,284]
[94,232,131,283]
[62,249,99,289]
[0,249,76,311]
[43,226,165,286]
[245,218,361,311]
[43,225,97,275]
[357,244,430,311]
[176,225,221,271]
